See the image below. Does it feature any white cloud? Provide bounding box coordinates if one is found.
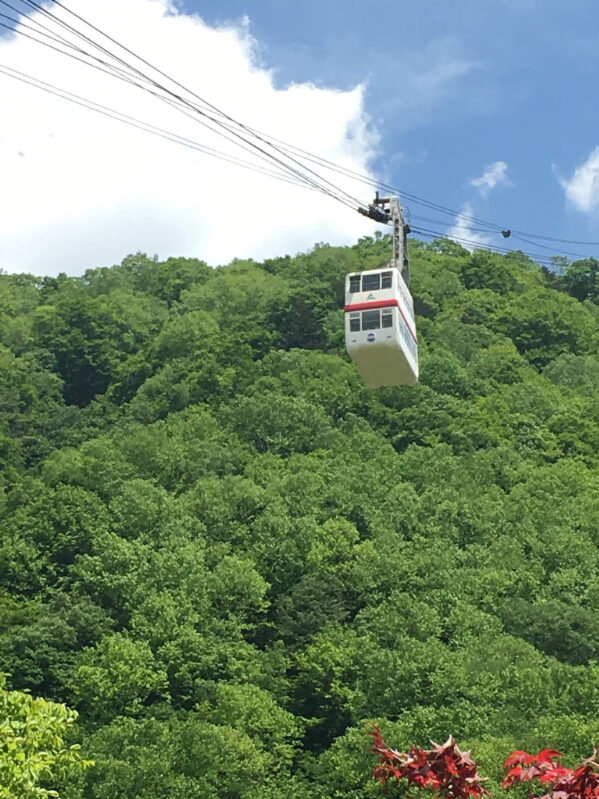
[410,48,475,95]
[470,161,511,197]
[446,203,492,251]
[558,147,599,213]
[383,37,482,129]
[0,0,380,276]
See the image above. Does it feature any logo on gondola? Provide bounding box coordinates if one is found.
[367,333,376,342]
[367,293,375,300]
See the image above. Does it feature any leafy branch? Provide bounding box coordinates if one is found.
[370,728,599,799]
[369,725,489,799]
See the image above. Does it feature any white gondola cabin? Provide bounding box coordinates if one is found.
[344,266,418,388]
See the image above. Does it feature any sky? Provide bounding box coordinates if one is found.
[1,0,599,275]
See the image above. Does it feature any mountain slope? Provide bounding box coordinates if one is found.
[1,237,599,798]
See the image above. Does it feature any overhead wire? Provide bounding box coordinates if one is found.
[410,226,560,266]
[0,17,362,205]
[0,19,173,90]
[5,0,369,211]
[409,213,500,234]
[508,229,599,246]
[0,5,365,210]
[0,63,325,192]
[0,0,384,200]
[0,6,73,46]
[0,8,474,230]
[411,215,592,259]
[258,148,599,248]
[411,235,558,267]
[10,0,599,250]
[9,0,396,213]
[5,54,582,269]
[5,60,537,263]
[199,112,599,248]
[508,232,590,260]
[240,143,599,249]
[2,0,598,256]
[45,0,370,207]
[5,0,481,223]
[232,129,599,247]
[0,14,194,112]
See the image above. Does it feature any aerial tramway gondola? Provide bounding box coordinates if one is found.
[345,195,418,387]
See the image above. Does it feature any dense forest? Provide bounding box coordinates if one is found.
[2,234,599,798]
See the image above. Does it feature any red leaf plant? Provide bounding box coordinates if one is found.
[502,748,599,799]
[369,725,489,799]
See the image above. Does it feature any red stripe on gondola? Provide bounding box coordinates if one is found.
[344,299,397,312]
[344,298,418,344]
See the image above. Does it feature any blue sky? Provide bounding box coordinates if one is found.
[187,0,599,259]
[2,0,599,274]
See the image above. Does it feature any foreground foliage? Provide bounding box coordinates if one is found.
[1,239,599,797]
[503,747,599,799]
[0,675,91,798]
[370,726,488,798]
[370,727,599,799]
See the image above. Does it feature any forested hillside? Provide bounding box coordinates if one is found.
[2,235,599,798]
